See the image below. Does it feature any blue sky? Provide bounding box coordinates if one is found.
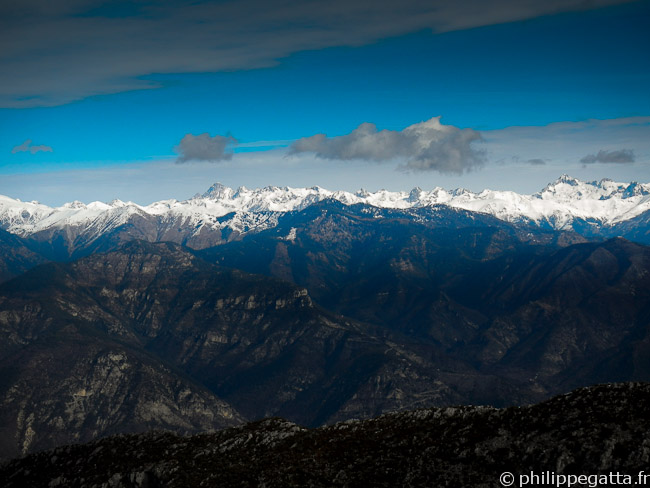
[1,0,649,205]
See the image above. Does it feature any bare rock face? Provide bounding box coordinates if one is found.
[0,341,243,459]
[1,382,649,487]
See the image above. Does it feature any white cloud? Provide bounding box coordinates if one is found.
[290,117,485,175]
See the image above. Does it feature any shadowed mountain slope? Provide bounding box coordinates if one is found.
[0,228,47,283]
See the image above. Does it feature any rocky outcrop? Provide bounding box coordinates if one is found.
[1,382,649,487]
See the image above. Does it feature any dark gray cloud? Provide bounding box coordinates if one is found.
[527,158,546,165]
[290,117,485,174]
[580,149,635,165]
[175,133,238,163]
[0,0,632,107]
[11,139,53,154]
[291,123,405,162]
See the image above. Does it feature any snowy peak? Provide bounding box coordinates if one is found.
[202,182,233,200]
[0,195,144,237]
[2,177,650,241]
[184,176,650,230]
[539,175,650,202]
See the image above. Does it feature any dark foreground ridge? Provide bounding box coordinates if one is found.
[2,382,649,487]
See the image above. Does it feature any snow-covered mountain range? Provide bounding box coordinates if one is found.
[1,175,650,251]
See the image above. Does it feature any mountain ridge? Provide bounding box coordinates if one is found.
[2,176,650,245]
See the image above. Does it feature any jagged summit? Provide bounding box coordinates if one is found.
[408,187,423,202]
[201,182,232,200]
[539,175,650,202]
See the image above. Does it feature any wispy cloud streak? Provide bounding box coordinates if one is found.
[11,139,53,154]
[0,0,633,107]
